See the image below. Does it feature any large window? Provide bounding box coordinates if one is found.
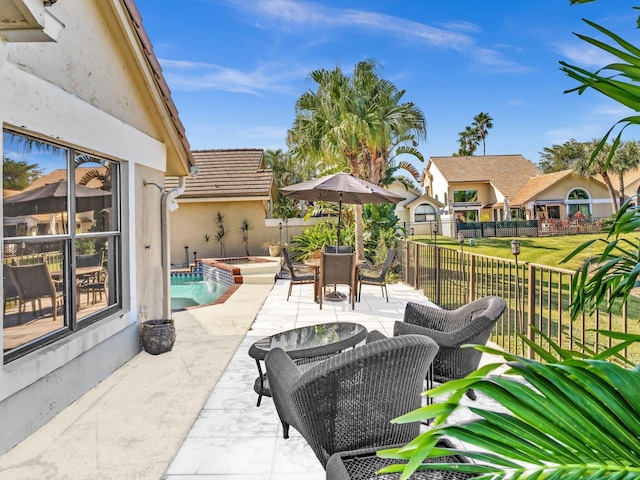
[3,130,121,362]
[453,190,478,203]
[414,203,436,223]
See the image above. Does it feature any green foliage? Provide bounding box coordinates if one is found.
[240,218,251,256]
[289,220,354,262]
[565,197,640,320]
[538,138,587,173]
[264,149,310,219]
[362,203,399,261]
[2,158,43,190]
[214,212,228,257]
[383,330,640,480]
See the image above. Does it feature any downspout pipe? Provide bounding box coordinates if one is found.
[161,176,186,319]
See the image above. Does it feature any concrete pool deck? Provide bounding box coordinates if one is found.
[0,279,502,479]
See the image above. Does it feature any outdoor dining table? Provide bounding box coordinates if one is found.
[304,257,369,303]
[248,322,368,406]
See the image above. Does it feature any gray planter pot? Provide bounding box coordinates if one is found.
[142,319,176,355]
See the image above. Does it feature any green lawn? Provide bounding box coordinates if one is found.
[413,232,639,270]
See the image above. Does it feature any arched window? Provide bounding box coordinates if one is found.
[568,188,590,200]
[567,188,591,217]
[414,203,436,223]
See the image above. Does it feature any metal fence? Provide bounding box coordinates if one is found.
[397,239,640,361]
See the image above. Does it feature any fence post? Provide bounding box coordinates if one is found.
[414,242,420,289]
[434,246,441,305]
[527,263,536,359]
[468,255,476,301]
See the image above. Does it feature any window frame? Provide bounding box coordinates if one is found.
[2,129,123,363]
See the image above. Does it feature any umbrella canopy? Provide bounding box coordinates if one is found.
[280,172,404,205]
[3,181,112,217]
[280,173,404,245]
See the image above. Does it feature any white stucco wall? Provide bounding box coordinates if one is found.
[0,1,179,454]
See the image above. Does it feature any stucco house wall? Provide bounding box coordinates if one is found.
[0,0,192,454]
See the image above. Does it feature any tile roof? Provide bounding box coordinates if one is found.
[429,155,543,199]
[509,169,575,206]
[165,149,274,199]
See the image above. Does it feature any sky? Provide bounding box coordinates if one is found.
[134,0,640,176]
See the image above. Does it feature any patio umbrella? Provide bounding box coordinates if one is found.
[3,181,112,217]
[280,173,404,246]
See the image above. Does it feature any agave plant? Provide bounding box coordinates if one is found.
[380,329,640,480]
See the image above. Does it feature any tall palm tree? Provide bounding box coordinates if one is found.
[472,111,493,155]
[571,140,619,214]
[287,59,426,260]
[611,140,640,207]
[455,126,479,156]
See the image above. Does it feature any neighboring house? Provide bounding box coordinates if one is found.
[403,192,444,236]
[424,155,544,223]
[510,169,617,221]
[166,149,276,262]
[1,0,195,454]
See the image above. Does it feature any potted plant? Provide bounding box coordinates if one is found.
[141,318,176,355]
[262,239,281,257]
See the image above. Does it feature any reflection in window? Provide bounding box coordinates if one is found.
[2,130,121,362]
[414,203,436,223]
[568,188,589,200]
[453,190,478,203]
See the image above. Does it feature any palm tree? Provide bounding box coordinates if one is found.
[455,126,479,156]
[472,111,493,155]
[287,59,426,260]
[611,140,640,207]
[571,140,619,214]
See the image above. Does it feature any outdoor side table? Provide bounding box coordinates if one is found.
[248,322,368,406]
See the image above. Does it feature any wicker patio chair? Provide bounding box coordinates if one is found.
[394,296,506,400]
[282,246,316,301]
[8,263,64,322]
[358,248,395,302]
[319,252,356,309]
[325,439,476,479]
[265,334,439,468]
[325,245,352,253]
[3,264,20,315]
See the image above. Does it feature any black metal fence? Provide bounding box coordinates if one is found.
[397,239,639,362]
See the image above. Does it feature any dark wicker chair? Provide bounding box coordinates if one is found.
[325,439,476,479]
[394,296,506,400]
[319,252,356,309]
[265,334,439,468]
[325,245,353,253]
[358,248,395,302]
[282,246,316,301]
[8,263,64,322]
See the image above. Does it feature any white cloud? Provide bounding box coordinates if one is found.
[228,0,526,71]
[556,42,616,67]
[159,59,309,95]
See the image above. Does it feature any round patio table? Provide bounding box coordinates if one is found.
[248,321,368,406]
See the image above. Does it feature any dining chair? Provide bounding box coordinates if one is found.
[358,248,395,302]
[77,272,108,309]
[8,263,64,322]
[282,246,316,301]
[3,264,20,315]
[319,252,356,309]
[76,252,103,283]
[324,245,352,254]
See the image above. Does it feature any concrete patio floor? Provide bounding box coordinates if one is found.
[0,278,502,480]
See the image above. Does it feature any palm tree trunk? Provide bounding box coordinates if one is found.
[618,173,626,208]
[348,157,365,261]
[601,171,619,214]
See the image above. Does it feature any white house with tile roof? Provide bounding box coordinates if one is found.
[424,155,544,225]
[1,0,195,454]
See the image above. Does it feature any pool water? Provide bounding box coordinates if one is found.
[170,274,229,310]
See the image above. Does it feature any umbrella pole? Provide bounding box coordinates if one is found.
[336,195,342,247]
